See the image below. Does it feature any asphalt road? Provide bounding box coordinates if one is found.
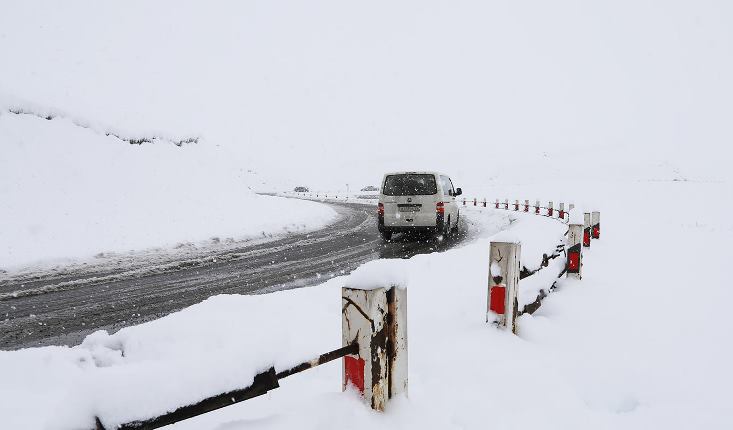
[0,201,469,350]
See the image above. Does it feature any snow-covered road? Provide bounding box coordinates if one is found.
[0,201,484,350]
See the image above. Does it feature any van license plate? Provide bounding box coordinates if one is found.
[399,206,420,212]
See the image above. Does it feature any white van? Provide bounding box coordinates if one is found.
[377,171,462,240]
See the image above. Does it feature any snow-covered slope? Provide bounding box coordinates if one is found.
[0,110,336,270]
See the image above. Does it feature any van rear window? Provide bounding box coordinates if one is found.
[383,174,437,196]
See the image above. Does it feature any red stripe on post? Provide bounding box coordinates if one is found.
[592,225,600,239]
[489,285,506,315]
[344,355,365,394]
[583,229,591,247]
[568,251,580,272]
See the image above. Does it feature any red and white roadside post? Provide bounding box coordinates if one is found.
[558,202,565,220]
[504,198,509,210]
[514,199,519,211]
[474,197,478,206]
[583,212,592,247]
[487,241,520,333]
[483,198,487,208]
[591,211,601,239]
[342,285,408,411]
[566,224,583,279]
[548,201,554,217]
[524,199,529,212]
[535,199,540,214]
[462,198,466,206]
[495,199,500,209]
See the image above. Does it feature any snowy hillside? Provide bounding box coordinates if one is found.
[0,107,336,270]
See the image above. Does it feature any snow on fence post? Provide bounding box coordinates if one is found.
[524,199,529,212]
[495,199,499,209]
[548,201,554,217]
[342,285,408,411]
[559,202,565,220]
[514,199,519,211]
[567,224,583,279]
[535,199,540,214]
[487,241,520,333]
[591,211,601,239]
[583,212,592,247]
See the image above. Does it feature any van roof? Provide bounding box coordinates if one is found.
[382,171,447,177]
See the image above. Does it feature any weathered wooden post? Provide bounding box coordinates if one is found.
[487,241,520,333]
[567,224,583,279]
[559,202,565,220]
[548,201,554,217]
[495,199,499,209]
[535,199,540,214]
[591,211,601,239]
[514,199,519,211]
[583,212,592,247]
[524,199,529,212]
[504,198,509,210]
[342,285,408,411]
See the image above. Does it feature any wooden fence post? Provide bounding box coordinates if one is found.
[591,211,601,239]
[487,241,520,333]
[342,286,408,411]
[583,212,592,247]
[567,224,583,279]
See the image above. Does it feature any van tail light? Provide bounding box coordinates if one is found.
[377,203,384,216]
[436,202,445,214]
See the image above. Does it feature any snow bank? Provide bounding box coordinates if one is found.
[0,112,337,271]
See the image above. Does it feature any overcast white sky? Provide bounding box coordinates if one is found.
[1,0,731,190]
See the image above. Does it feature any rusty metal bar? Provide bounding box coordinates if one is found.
[276,342,358,379]
[96,343,358,430]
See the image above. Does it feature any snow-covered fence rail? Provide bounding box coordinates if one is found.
[468,198,602,320]
[93,284,408,429]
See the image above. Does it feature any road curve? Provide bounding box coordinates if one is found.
[0,201,469,350]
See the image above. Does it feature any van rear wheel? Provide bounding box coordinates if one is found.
[380,229,393,241]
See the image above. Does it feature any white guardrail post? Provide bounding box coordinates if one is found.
[559,202,565,220]
[548,201,554,217]
[567,224,583,279]
[342,285,408,411]
[487,241,520,333]
[535,199,540,215]
[583,212,592,247]
[591,211,601,239]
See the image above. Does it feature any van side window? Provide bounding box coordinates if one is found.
[440,175,453,196]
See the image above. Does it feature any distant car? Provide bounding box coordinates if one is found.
[361,185,379,192]
[377,171,461,240]
[293,186,309,192]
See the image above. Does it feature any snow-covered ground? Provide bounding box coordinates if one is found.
[0,110,337,272]
[2,176,730,429]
